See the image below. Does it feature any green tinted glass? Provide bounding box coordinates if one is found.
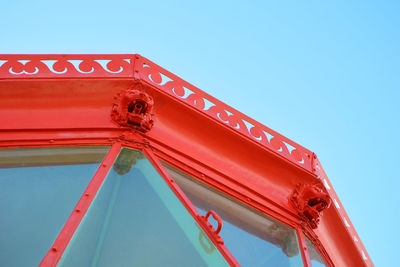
[162,162,304,267]
[59,148,228,267]
[0,146,109,267]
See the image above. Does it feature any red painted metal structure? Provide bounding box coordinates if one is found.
[0,54,372,266]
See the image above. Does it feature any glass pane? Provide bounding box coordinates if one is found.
[0,146,109,267]
[162,162,304,267]
[305,237,327,267]
[59,148,228,267]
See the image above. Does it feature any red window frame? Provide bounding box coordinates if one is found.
[39,143,122,267]
[152,144,323,267]
[28,141,239,266]
[2,139,320,266]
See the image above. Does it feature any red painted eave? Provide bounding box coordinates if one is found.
[0,54,372,266]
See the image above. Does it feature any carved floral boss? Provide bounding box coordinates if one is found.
[111,85,154,132]
[290,183,331,229]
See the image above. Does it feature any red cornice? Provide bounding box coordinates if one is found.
[0,54,372,266]
[0,54,312,171]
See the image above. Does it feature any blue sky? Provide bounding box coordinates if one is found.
[1,1,398,265]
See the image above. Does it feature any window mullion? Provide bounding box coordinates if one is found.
[297,228,312,267]
[142,147,240,267]
[39,142,122,267]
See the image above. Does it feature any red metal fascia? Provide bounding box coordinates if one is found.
[0,54,314,173]
[139,76,315,180]
[134,55,314,173]
[142,147,240,267]
[39,142,122,267]
[0,54,371,266]
[312,157,373,267]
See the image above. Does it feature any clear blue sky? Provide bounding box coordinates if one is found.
[1,1,398,266]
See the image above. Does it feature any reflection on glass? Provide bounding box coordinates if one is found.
[59,148,228,267]
[305,237,327,267]
[0,146,109,267]
[163,163,304,267]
